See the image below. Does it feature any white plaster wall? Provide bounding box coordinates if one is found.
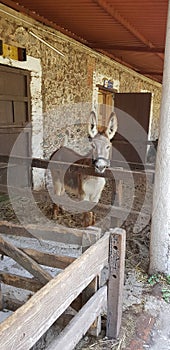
[0,55,44,189]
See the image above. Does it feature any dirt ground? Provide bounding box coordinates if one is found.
[0,176,152,272]
[0,176,170,350]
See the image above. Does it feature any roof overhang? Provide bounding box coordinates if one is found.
[1,0,168,83]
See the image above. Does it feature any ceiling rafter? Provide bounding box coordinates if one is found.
[95,49,162,83]
[94,0,164,62]
[90,45,164,53]
[139,71,162,75]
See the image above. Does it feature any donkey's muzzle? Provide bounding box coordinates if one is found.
[93,157,110,174]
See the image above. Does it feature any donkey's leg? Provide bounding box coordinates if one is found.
[83,211,96,227]
[82,177,105,227]
[52,177,65,219]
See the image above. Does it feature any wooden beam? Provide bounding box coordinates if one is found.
[111,177,123,227]
[92,45,164,53]
[82,235,101,336]
[46,286,107,350]
[0,235,52,285]
[21,248,76,269]
[3,292,81,315]
[106,228,126,339]
[0,232,110,349]
[0,221,36,239]
[0,203,150,249]
[3,295,27,312]
[139,71,163,76]
[95,0,164,61]
[0,220,99,246]
[0,271,43,292]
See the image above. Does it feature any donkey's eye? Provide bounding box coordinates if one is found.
[106,145,110,150]
[92,143,96,149]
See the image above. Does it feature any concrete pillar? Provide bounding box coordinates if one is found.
[149,1,170,275]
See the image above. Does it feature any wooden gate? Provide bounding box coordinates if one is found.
[0,222,126,349]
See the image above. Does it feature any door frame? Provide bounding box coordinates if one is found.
[0,56,43,188]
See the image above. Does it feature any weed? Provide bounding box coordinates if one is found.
[162,288,170,303]
[148,274,161,286]
[148,274,170,302]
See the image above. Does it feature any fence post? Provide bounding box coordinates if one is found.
[106,228,126,339]
[111,176,123,227]
[82,226,102,336]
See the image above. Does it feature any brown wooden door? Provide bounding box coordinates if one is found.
[0,65,32,188]
[113,92,151,164]
[98,86,114,125]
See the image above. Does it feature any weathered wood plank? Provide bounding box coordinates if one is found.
[0,235,52,285]
[46,285,107,350]
[3,296,78,330]
[21,248,76,269]
[87,277,102,337]
[0,221,100,246]
[0,221,33,238]
[111,177,123,227]
[82,226,102,249]
[0,232,110,350]
[0,247,76,270]
[82,226,102,336]
[3,295,26,312]
[3,293,81,315]
[0,271,43,292]
[106,228,126,339]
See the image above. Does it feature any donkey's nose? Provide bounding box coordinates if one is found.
[95,159,106,173]
[95,165,106,173]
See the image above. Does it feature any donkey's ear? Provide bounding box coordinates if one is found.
[88,111,98,138]
[106,112,118,140]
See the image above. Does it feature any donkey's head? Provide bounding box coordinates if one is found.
[88,111,118,174]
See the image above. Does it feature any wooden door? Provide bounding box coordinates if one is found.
[113,92,151,164]
[0,65,32,189]
[97,85,114,126]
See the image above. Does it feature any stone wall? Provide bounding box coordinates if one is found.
[0,4,162,164]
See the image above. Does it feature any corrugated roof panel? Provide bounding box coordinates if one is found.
[1,0,168,83]
[106,0,168,46]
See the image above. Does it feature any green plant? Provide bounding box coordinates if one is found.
[166,275,170,285]
[148,274,170,285]
[162,288,170,303]
[148,274,161,286]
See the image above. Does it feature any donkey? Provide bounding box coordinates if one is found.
[49,111,118,226]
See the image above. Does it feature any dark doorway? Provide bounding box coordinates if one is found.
[113,92,151,164]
